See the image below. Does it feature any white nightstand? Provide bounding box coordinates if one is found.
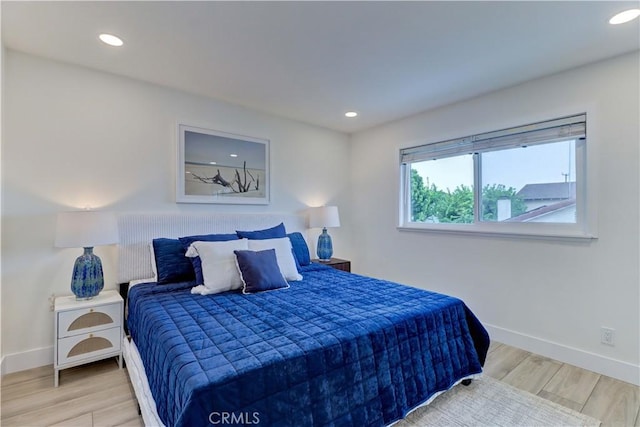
[54,290,123,387]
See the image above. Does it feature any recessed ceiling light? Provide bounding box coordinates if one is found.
[99,33,124,47]
[209,161,217,165]
[230,154,238,158]
[345,111,358,118]
[609,9,640,25]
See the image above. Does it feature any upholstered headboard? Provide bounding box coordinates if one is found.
[117,212,306,283]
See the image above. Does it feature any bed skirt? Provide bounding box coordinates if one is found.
[123,336,165,427]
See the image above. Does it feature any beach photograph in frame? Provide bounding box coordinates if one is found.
[177,124,269,204]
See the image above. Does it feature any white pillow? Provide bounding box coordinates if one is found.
[186,239,249,294]
[248,238,303,281]
[129,277,156,289]
[148,243,158,281]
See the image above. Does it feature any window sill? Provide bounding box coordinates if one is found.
[397,223,597,242]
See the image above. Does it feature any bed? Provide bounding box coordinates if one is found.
[118,213,489,427]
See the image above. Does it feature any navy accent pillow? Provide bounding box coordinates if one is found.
[287,232,311,266]
[234,249,289,294]
[292,248,302,273]
[178,233,239,285]
[152,238,195,284]
[236,223,286,240]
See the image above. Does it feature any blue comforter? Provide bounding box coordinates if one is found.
[128,264,489,427]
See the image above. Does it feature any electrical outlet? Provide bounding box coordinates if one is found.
[49,293,56,312]
[601,327,615,346]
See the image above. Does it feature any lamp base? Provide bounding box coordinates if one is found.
[71,247,104,300]
[316,228,333,262]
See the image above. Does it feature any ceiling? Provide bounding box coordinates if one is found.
[2,1,639,133]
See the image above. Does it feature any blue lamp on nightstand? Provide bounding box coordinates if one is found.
[309,206,341,261]
[55,210,119,300]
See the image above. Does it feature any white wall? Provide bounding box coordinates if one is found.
[1,51,352,372]
[1,42,5,369]
[350,52,640,385]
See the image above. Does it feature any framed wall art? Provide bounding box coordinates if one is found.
[177,124,270,204]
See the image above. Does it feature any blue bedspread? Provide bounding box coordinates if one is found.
[128,264,489,427]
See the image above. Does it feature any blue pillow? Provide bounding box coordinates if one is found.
[152,238,195,284]
[287,232,311,266]
[234,249,290,294]
[236,223,286,240]
[178,233,239,285]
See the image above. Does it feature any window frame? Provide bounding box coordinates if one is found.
[398,114,596,240]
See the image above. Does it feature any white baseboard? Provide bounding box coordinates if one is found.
[485,323,640,386]
[1,346,53,376]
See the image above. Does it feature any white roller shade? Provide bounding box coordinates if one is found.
[401,114,586,163]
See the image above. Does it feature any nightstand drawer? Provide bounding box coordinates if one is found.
[57,326,122,367]
[58,303,122,338]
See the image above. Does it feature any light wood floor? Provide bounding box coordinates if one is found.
[1,342,639,426]
[486,342,639,427]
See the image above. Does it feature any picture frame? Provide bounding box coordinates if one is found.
[176,124,270,204]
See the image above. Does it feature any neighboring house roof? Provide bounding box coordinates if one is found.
[506,198,576,222]
[516,182,576,201]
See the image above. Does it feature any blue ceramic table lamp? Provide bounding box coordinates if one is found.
[309,206,341,261]
[55,210,119,300]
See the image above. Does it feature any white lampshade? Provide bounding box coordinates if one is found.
[309,206,341,229]
[55,211,119,248]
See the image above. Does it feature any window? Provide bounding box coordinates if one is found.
[399,114,591,238]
